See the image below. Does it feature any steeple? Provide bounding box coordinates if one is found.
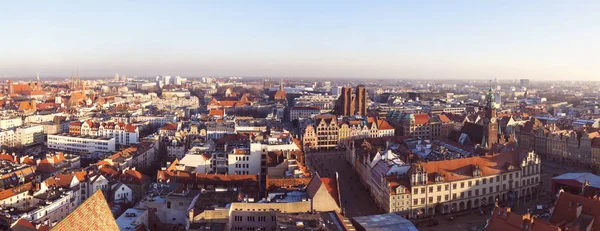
[486,86,495,109]
[36,72,41,90]
[76,69,80,90]
[279,79,283,91]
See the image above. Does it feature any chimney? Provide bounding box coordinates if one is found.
[576,202,583,219]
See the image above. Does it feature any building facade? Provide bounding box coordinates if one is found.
[47,134,116,153]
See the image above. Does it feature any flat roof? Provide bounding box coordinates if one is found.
[116,208,147,230]
[352,213,418,231]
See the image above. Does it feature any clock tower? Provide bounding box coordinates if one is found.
[482,87,498,148]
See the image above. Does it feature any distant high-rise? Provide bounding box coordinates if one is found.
[355,85,367,116]
[114,73,120,81]
[520,79,530,87]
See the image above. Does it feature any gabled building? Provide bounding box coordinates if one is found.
[306,172,341,213]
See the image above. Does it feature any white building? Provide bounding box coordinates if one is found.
[112,183,134,203]
[227,143,262,175]
[178,149,211,173]
[0,117,22,129]
[133,115,177,126]
[0,130,16,147]
[162,89,191,98]
[289,106,321,121]
[77,120,139,145]
[47,134,116,153]
[206,121,235,139]
[15,125,45,147]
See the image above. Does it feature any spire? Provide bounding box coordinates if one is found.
[76,69,80,89]
[71,71,74,90]
[279,79,283,91]
[36,72,41,90]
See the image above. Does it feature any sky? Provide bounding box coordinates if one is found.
[1,1,600,80]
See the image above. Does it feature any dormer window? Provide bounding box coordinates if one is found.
[435,174,443,183]
[473,164,482,177]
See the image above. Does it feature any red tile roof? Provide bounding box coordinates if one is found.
[0,153,15,162]
[414,114,429,125]
[51,190,119,231]
[486,206,560,231]
[208,109,224,117]
[119,169,150,185]
[10,218,39,231]
[377,119,394,130]
[160,122,178,131]
[411,150,523,183]
[0,182,33,200]
[550,192,600,230]
[438,114,451,123]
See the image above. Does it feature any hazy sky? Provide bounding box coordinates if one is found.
[1,1,599,80]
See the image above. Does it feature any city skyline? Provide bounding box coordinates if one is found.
[2,1,600,80]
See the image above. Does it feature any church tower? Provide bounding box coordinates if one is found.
[482,87,498,148]
[36,72,41,90]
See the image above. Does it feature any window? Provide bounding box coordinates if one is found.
[496,185,500,191]
[460,192,464,198]
[437,186,441,192]
[421,188,425,194]
[453,193,457,200]
[414,199,418,205]
[509,173,513,179]
[475,180,479,186]
[489,186,493,193]
[503,184,506,190]
[468,181,472,187]
[414,189,418,194]
[453,184,457,189]
[490,177,494,183]
[461,182,464,188]
[468,191,472,197]
[482,179,487,184]
[482,188,486,194]
[475,189,479,196]
[445,185,449,191]
[429,187,433,193]
[445,195,449,201]
[421,198,425,204]
[496,176,500,182]
[429,197,433,203]
[234,216,242,222]
[503,175,506,181]
[516,172,519,178]
[437,196,441,202]
[167,201,171,209]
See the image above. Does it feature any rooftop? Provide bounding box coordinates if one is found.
[352,213,418,231]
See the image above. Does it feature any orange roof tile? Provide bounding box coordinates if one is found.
[51,190,119,231]
[377,119,394,130]
[438,114,451,123]
[414,114,429,125]
[209,109,225,117]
